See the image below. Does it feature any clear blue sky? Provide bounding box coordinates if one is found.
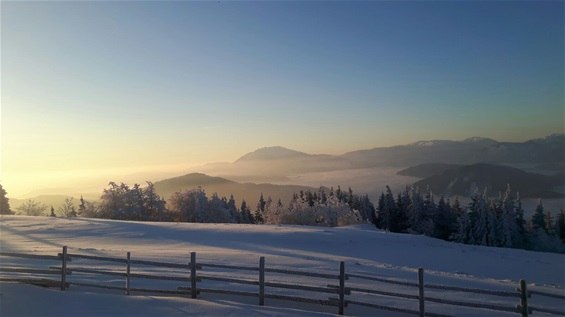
[1,1,564,195]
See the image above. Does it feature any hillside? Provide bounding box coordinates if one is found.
[153,172,314,204]
[1,216,563,317]
[397,163,462,178]
[413,163,565,198]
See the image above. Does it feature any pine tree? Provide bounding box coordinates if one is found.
[499,186,518,248]
[50,206,56,217]
[557,210,565,243]
[78,195,86,216]
[433,196,457,240]
[254,193,266,224]
[532,199,547,233]
[0,184,13,215]
[240,200,254,224]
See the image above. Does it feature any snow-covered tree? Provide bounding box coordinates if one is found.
[0,184,13,215]
[532,200,547,233]
[58,197,77,217]
[16,200,47,216]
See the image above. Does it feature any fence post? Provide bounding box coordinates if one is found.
[125,251,131,295]
[339,261,345,315]
[519,279,528,317]
[418,268,424,317]
[259,257,265,306]
[190,252,197,299]
[60,246,67,291]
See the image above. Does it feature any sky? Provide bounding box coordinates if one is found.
[1,1,564,197]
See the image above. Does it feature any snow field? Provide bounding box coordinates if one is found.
[0,216,563,316]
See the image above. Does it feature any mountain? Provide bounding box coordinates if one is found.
[236,146,311,162]
[397,163,462,179]
[342,134,565,168]
[413,163,565,198]
[153,173,314,205]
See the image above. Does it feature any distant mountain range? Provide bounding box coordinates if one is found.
[193,134,564,183]
[410,163,565,198]
[10,133,564,209]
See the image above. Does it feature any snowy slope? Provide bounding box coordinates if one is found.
[0,216,563,316]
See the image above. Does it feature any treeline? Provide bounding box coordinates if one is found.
[374,185,565,253]
[78,183,372,226]
[3,181,564,253]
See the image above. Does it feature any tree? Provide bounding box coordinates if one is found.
[0,184,12,214]
[532,200,547,233]
[50,206,56,217]
[240,200,254,224]
[557,210,565,243]
[58,197,77,217]
[169,188,208,222]
[16,200,47,216]
[254,193,266,224]
[433,196,457,240]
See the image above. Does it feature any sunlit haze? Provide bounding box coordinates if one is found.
[2,1,563,197]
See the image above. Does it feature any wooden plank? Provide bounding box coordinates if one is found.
[67,267,126,277]
[61,246,67,291]
[347,300,419,316]
[198,274,258,285]
[519,280,529,317]
[346,300,453,317]
[128,259,191,269]
[198,288,258,298]
[265,268,337,280]
[264,293,338,307]
[130,287,193,295]
[69,281,126,291]
[424,296,519,313]
[530,305,565,316]
[425,284,519,297]
[66,253,127,263]
[190,252,197,299]
[339,261,345,315]
[199,262,257,271]
[1,267,62,275]
[0,252,60,261]
[530,289,565,300]
[129,272,192,282]
[347,272,417,287]
[0,277,67,288]
[347,286,419,300]
[259,257,265,306]
[264,281,338,294]
[125,252,130,295]
[418,268,424,317]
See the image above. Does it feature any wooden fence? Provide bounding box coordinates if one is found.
[1,246,564,317]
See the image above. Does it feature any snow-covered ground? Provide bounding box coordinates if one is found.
[0,215,563,316]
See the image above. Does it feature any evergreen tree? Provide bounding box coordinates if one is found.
[557,210,565,243]
[78,195,86,215]
[0,184,13,215]
[532,199,547,233]
[499,186,518,248]
[50,206,56,217]
[227,194,240,223]
[391,191,409,232]
[254,193,266,224]
[433,196,457,240]
[240,200,254,224]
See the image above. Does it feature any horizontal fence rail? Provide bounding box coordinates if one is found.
[1,246,564,317]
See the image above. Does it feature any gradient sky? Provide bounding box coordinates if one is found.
[1,1,564,196]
